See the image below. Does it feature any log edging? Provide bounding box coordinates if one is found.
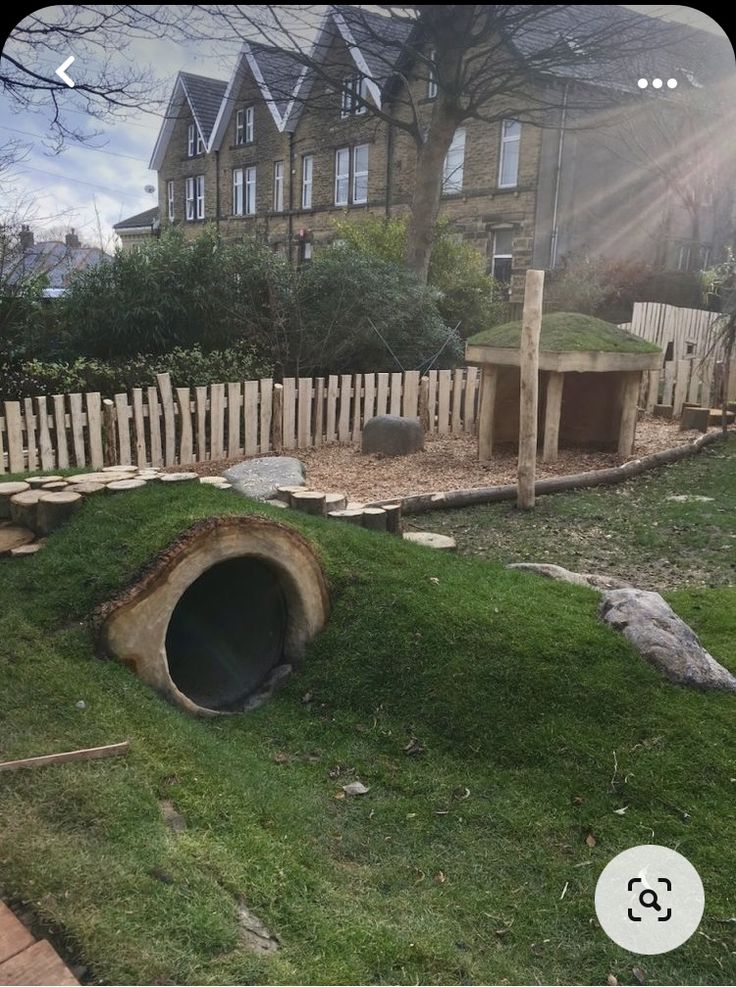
[366,429,730,515]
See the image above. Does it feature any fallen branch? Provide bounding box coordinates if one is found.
[0,741,130,773]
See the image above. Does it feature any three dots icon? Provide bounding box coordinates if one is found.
[638,78,678,89]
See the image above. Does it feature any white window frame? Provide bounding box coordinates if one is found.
[245,165,256,216]
[167,180,175,222]
[187,123,195,157]
[196,130,204,155]
[185,176,195,220]
[427,49,437,99]
[233,167,244,216]
[499,119,521,188]
[245,105,254,143]
[491,228,513,283]
[235,108,244,145]
[302,154,313,209]
[340,75,367,117]
[273,160,284,213]
[442,128,466,194]
[195,174,205,219]
[334,147,350,206]
[352,144,369,204]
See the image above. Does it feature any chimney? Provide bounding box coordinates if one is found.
[19,224,34,250]
[65,228,81,249]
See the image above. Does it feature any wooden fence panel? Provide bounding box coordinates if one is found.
[86,392,103,468]
[131,389,147,466]
[194,386,208,461]
[437,370,451,434]
[37,396,54,470]
[389,372,402,416]
[325,375,338,443]
[403,370,419,418]
[686,362,701,405]
[673,359,690,418]
[176,388,193,465]
[463,366,478,431]
[259,379,273,454]
[4,402,24,473]
[451,368,464,434]
[147,387,163,467]
[351,374,363,443]
[114,393,131,465]
[427,370,438,433]
[156,373,176,466]
[53,395,69,468]
[313,377,325,447]
[23,397,37,473]
[338,374,352,443]
[297,377,312,449]
[209,383,225,461]
[363,373,376,425]
[227,382,242,459]
[244,380,259,456]
[661,363,675,407]
[282,378,296,450]
[376,373,389,417]
[0,417,5,474]
[68,393,86,467]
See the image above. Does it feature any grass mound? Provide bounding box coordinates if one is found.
[0,482,734,984]
[467,311,661,352]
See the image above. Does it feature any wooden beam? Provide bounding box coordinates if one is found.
[517,269,545,509]
[618,370,641,458]
[0,741,129,773]
[477,366,497,462]
[542,371,564,463]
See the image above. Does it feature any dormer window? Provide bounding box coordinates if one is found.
[427,50,438,99]
[236,106,254,145]
[187,123,204,157]
[341,75,368,118]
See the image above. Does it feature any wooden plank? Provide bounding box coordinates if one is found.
[463,366,478,431]
[194,386,207,461]
[114,393,131,465]
[325,375,338,443]
[0,939,79,986]
[618,371,641,457]
[0,416,5,474]
[244,380,259,456]
[271,383,283,453]
[350,374,362,444]
[0,741,129,773]
[477,366,497,461]
[700,358,715,409]
[210,382,225,461]
[282,377,296,450]
[673,359,690,418]
[227,382,242,459]
[0,903,34,964]
[68,392,85,467]
[363,373,376,426]
[3,402,24,473]
[338,374,352,443]
[313,377,325,448]
[687,361,701,405]
[156,372,176,466]
[437,370,451,434]
[297,377,312,449]
[147,387,163,467]
[36,396,54,470]
[131,389,147,466]
[662,361,675,407]
[389,372,402,416]
[52,395,69,469]
[517,269,544,509]
[451,368,464,434]
[376,372,389,417]
[402,370,419,418]
[542,371,564,463]
[259,378,273,454]
[427,371,438,433]
[23,397,37,472]
[85,392,103,468]
[645,369,660,412]
[176,387,193,464]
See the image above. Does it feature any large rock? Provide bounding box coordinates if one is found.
[224,456,306,500]
[600,588,736,692]
[362,415,424,457]
[507,562,632,592]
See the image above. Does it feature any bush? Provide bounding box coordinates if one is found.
[333,216,509,337]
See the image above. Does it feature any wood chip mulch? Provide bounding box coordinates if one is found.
[166,417,711,504]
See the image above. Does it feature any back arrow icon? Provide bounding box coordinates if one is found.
[55,55,75,88]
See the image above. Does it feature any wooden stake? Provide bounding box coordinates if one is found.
[102,398,117,466]
[0,741,129,773]
[517,269,545,509]
[271,383,284,455]
[618,370,642,457]
[542,371,564,463]
[477,366,498,461]
[418,375,430,433]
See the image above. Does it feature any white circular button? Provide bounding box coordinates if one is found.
[595,845,704,954]
[637,78,648,89]
[652,78,663,89]
[667,78,678,89]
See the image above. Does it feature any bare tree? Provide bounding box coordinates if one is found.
[197,4,691,281]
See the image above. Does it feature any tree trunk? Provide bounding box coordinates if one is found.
[404,119,458,283]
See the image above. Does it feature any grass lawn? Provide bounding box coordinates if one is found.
[466,312,661,352]
[0,442,735,985]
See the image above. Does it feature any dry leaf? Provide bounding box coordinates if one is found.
[585,833,597,848]
[342,781,369,796]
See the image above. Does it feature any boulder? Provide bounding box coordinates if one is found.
[599,588,736,692]
[362,415,424,457]
[224,456,306,500]
[507,562,632,591]
[403,532,456,551]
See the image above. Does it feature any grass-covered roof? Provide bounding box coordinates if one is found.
[467,311,661,353]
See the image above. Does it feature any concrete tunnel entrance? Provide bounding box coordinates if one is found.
[98,517,330,716]
[165,557,288,712]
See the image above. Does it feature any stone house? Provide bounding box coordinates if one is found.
[3,227,107,296]
[128,5,735,300]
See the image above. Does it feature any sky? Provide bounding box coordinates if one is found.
[0,4,732,250]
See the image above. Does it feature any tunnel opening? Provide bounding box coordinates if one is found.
[165,556,289,712]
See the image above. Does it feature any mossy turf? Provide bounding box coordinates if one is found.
[467,312,661,353]
[0,470,734,985]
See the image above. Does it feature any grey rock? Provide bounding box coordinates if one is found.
[237,901,280,954]
[362,415,424,457]
[224,456,306,500]
[599,588,736,692]
[507,562,632,591]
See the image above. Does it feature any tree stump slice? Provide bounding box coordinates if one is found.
[0,524,35,555]
[158,473,198,483]
[64,472,111,484]
[107,479,147,493]
[67,482,106,496]
[327,509,364,525]
[361,507,388,531]
[41,482,68,492]
[275,485,304,504]
[198,476,228,485]
[10,490,44,531]
[10,541,44,557]
[103,465,136,473]
[291,491,326,515]
[382,503,402,535]
[0,482,31,519]
[324,492,348,512]
[346,501,365,511]
[36,492,83,535]
[26,476,62,489]
[403,531,457,551]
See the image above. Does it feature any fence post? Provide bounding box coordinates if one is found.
[102,398,117,466]
[517,269,545,510]
[271,383,284,455]
[418,375,430,433]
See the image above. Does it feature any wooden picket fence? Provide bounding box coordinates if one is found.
[0,368,481,475]
[622,301,733,416]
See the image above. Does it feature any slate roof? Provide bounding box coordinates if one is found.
[338,7,414,86]
[180,72,228,142]
[113,207,160,231]
[6,242,108,291]
[250,44,306,118]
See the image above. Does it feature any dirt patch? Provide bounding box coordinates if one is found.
[167,418,711,504]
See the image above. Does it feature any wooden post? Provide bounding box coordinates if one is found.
[271,383,284,455]
[102,398,117,466]
[618,371,642,457]
[477,366,497,462]
[418,375,430,433]
[542,371,564,463]
[516,269,545,509]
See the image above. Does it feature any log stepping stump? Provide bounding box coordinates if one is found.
[26,476,62,489]
[0,901,78,986]
[291,491,326,515]
[10,542,45,557]
[107,479,147,494]
[36,492,83,536]
[67,481,106,496]
[324,492,347,512]
[327,509,363,525]
[0,524,35,556]
[0,482,30,519]
[158,473,198,483]
[9,490,44,531]
[403,532,457,551]
[361,507,387,532]
[40,482,68,492]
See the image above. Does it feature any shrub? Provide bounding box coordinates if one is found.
[333,216,509,337]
